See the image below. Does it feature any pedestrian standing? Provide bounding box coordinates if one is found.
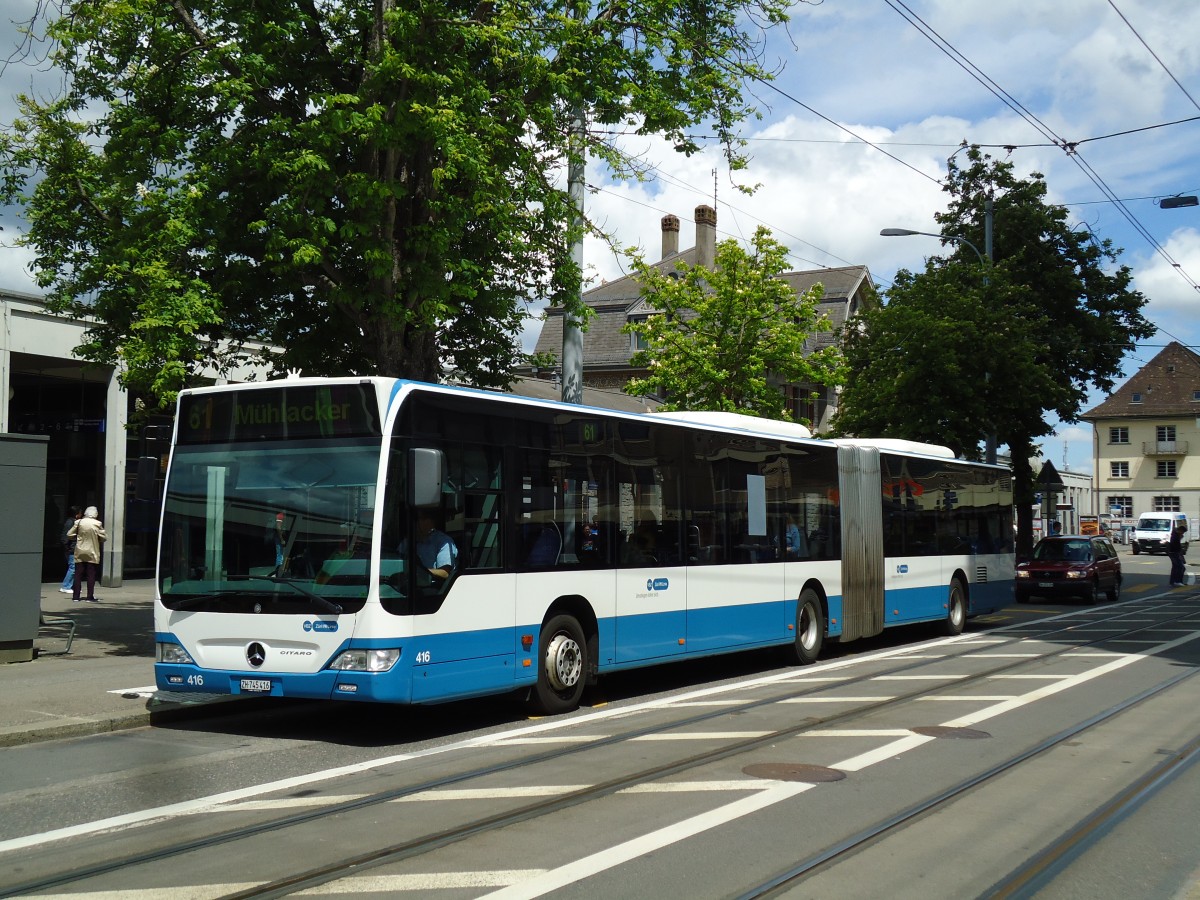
[68,505,107,603]
[59,505,82,594]
[1167,523,1187,587]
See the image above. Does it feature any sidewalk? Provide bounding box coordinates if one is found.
[0,580,240,747]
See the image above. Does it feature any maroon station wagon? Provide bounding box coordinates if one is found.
[1015,535,1123,605]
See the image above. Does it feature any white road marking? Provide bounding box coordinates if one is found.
[668,700,746,707]
[481,736,600,746]
[779,696,894,703]
[631,732,773,741]
[109,685,157,697]
[31,888,258,900]
[395,787,590,802]
[206,795,367,812]
[619,781,772,793]
[478,782,815,900]
[296,871,548,893]
[917,695,1018,701]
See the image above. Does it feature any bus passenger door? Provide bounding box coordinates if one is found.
[613,423,686,663]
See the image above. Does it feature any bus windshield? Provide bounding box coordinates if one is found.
[158,437,383,613]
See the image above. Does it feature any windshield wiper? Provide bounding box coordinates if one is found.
[163,591,240,611]
[225,575,343,615]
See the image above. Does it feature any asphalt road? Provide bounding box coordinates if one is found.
[2,559,1198,899]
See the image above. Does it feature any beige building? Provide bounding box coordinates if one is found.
[531,205,875,432]
[1081,341,1200,538]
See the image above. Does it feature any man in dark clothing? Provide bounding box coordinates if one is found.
[59,506,82,594]
[1168,524,1187,587]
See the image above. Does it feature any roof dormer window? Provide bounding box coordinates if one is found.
[1131,392,1142,403]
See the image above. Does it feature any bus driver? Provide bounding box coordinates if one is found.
[401,509,458,581]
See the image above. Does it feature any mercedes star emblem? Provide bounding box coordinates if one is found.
[246,642,267,668]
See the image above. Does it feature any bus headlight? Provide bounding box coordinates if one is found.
[156,642,195,665]
[328,649,400,672]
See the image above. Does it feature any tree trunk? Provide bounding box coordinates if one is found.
[1010,436,1036,561]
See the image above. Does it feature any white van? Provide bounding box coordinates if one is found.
[1131,513,1189,555]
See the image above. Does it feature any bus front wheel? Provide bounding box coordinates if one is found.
[531,614,587,715]
[785,589,825,665]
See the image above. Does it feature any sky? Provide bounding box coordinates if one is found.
[2,0,1198,474]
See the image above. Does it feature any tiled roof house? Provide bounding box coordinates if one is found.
[1081,341,1200,534]
[530,205,875,432]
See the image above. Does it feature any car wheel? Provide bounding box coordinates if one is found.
[1083,579,1099,605]
[1106,575,1121,603]
[1132,545,1140,555]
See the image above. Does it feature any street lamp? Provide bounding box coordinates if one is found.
[880,226,997,465]
[1158,195,1198,209]
[879,228,986,268]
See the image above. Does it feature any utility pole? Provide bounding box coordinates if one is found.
[984,192,996,465]
[561,103,585,405]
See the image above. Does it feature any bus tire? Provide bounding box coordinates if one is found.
[939,579,967,637]
[531,614,587,715]
[785,589,825,665]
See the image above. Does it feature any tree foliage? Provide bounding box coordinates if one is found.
[623,227,843,423]
[833,148,1155,555]
[0,0,792,405]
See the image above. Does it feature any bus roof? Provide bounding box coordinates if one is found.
[181,376,979,466]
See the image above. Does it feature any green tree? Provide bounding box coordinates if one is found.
[0,0,794,405]
[623,227,844,424]
[833,148,1154,556]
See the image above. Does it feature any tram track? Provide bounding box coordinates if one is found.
[4,595,1200,899]
[734,661,1200,899]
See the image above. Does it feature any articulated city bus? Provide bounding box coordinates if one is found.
[154,376,1014,713]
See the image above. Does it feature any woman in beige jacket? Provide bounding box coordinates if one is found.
[68,506,107,603]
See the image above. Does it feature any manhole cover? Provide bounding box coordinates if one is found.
[742,762,846,783]
[911,726,991,740]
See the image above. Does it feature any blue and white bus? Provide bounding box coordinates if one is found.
[154,376,1014,714]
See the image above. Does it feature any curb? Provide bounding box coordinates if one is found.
[0,697,246,749]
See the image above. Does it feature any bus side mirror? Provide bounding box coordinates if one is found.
[409,448,444,507]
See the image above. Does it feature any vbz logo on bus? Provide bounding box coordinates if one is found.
[646,578,670,591]
[896,564,909,574]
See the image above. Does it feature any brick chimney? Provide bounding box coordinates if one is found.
[695,205,716,269]
[660,214,680,260]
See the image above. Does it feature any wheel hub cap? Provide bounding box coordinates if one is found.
[546,634,582,691]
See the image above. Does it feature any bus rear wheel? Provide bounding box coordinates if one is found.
[939,579,967,637]
[531,614,587,715]
[785,589,824,665]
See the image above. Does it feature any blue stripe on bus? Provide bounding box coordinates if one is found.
[154,578,1011,705]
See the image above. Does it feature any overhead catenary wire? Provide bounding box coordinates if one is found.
[1106,0,1200,115]
[881,0,1200,301]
